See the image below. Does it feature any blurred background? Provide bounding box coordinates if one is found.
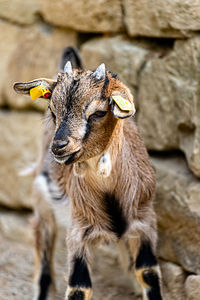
[1,0,200,299]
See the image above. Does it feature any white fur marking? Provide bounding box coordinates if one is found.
[34,175,52,202]
[97,152,112,178]
[73,162,87,177]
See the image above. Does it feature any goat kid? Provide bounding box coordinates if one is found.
[14,47,163,300]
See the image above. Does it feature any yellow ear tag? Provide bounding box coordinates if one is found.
[30,85,51,100]
[112,95,133,111]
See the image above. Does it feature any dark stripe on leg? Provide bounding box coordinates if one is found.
[38,254,51,300]
[136,241,157,269]
[69,256,92,288]
[144,270,162,300]
[135,241,162,300]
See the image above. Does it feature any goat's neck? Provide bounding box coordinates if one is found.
[76,120,123,181]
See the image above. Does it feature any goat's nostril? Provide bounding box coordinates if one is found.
[52,140,69,154]
[56,140,69,149]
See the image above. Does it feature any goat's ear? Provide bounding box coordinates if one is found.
[110,91,136,119]
[13,78,56,100]
[59,46,83,71]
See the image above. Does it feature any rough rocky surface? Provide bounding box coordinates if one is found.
[185,275,200,300]
[81,35,156,105]
[152,153,200,274]
[0,0,40,25]
[0,110,43,209]
[41,0,123,33]
[160,260,186,300]
[3,24,77,111]
[0,20,21,105]
[138,36,200,177]
[123,0,200,37]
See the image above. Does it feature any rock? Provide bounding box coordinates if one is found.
[138,36,200,177]
[160,260,187,300]
[0,110,43,209]
[0,20,21,106]
[185,275,200,300]
[0,210,34,300]
[81,35,153,105]
[3,24,77,111]
[151,153,200,274]
[123,0,200,38]
[41,0,123,33]
[0,209,33,245]
[0,0,40,25]
[0,237,34,300]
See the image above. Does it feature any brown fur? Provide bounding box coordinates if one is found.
[14,61,162,300]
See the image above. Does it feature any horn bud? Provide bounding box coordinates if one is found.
[64,61,73,74]
[93,63,106,80]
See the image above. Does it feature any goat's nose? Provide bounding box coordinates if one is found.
[52,140,69,155]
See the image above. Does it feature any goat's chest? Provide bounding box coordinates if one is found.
[68,177,128,240]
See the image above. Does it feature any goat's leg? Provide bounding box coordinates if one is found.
[32,213,56,300]
[65,236,92,300]
[32,176,57,300]
[65,253,92,300]
[134,238,162,300]
[117,238,142,297]
[126,234,163,300]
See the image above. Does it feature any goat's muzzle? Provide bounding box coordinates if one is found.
[52,139,69,156]
[51,138,81,164]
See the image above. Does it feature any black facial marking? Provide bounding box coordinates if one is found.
[66,78,81,112]
[104,193,127,238]
[54,121,71,141]
[84,122,91,140]
[135,241,157,269]
[101,74,109,101]
[38,254,51,300]
[69,256,92,288]
[69,291,84,300]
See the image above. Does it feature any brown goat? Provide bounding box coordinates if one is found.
[14,48,162,300]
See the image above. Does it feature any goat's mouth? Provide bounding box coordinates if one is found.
[53,149,81,165]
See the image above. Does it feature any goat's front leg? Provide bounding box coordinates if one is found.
[65,235,92,300]
[118,233,163,300]
[134,238,162,300]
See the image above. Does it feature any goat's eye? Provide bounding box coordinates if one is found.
[88,111,107,121]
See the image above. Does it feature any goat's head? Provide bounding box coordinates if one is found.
[14,54,135,165]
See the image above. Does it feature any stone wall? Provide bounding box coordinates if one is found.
[1,1,200,299]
